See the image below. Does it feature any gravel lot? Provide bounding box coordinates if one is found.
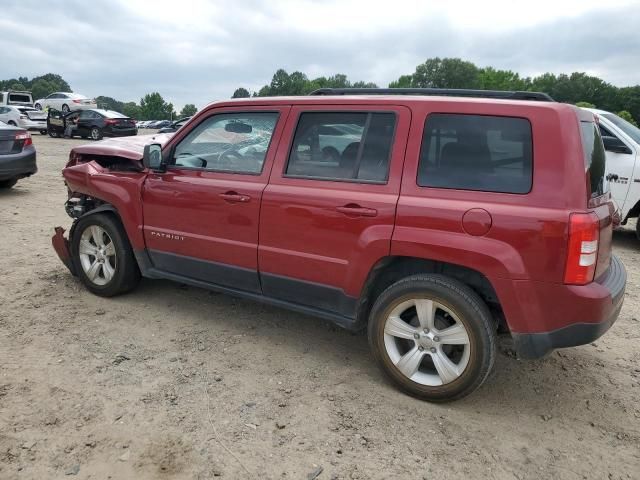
[1,133,639,479]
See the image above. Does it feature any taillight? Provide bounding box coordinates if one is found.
[15,132,32,148]
[19,114,28,119]
[73,99,82,103]
[564,212,599,285]
[104,119,118,125]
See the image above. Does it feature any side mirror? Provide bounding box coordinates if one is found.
[143,143,165,172]
[602,135,632,155]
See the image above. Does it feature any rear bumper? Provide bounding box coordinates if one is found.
[103,128,137,137]
[19,119,47,131]
[52,226,76,275]
[0,147,37,180]
[511,255,626,359]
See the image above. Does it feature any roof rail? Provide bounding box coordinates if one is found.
[309,88,555,102]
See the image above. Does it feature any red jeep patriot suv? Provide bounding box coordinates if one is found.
[52,88,626,402]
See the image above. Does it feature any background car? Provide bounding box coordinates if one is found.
[158,116,192,133]
[0,123,37,189]
[52,109,137,140]
[0,105,47,134]
[34,92,96,113]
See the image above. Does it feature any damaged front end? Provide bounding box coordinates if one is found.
[51,139,152,275]
[52,226,76,276]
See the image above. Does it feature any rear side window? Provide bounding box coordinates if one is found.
[286,112,396,183]
[580,121,606,198]
[418,114,533,194]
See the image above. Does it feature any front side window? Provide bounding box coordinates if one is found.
[173,112,278,174]
[418,114,533,194]
[285,112,396,183]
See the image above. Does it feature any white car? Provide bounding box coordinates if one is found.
[0,105,47,134]
[584,108,640,238]
[34,92,96,113]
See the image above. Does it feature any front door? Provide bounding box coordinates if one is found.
[599,120,637,213]
[258,105,411,317]
[142,106,290,292]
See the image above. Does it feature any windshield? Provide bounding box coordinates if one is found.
[602,113,640,144]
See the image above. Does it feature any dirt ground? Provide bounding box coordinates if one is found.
[1,133,639,480]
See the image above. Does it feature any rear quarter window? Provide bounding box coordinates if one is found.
[580,121,606,199]
[418,114,533,194]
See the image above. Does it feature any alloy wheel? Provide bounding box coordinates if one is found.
[383,298,471,386]
[78,225,117,286]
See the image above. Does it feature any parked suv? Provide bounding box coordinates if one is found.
[51,88,626,401]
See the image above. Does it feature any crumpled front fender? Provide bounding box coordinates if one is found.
[52,226,76,276]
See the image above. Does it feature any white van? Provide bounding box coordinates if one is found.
[585,108,640,238]
[0,91,34,107]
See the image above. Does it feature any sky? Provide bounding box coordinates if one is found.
[1,0,639,111]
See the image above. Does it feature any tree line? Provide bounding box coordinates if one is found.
[4,59,639,124]
[0,74,197,120]
[232,58,640,125]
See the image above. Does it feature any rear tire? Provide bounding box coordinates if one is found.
[48,129,58,138]
[7,121,16,126]
[90,127,102,140]
[635,218,640,241]
[368,274,496,402]
[0,178,18,189]
[62,104,70,114]
[70,213,140,297]
[40,130,47,135]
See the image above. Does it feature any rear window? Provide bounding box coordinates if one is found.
[418,114,533,193]
[8,93,31,104]
[580,121,606,198]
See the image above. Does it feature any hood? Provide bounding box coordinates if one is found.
[70,133,174,161]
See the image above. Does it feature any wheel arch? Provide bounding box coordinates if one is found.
[356,256,506,331]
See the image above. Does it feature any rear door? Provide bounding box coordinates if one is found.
[258,104,410,316]
[142,106,290,292]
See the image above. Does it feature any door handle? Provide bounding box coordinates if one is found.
[606,173,619,181]
[336,204,378,217]
[219,191,251,203]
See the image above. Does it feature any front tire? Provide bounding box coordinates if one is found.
[0,178,18,189]
[70,213,140,297]
[368,274,496,402]
[35,103,42,110]
[40,129,47,135]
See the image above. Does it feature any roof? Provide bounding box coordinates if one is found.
[205,94,575,113]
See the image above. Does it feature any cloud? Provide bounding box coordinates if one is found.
[0,0,637,110]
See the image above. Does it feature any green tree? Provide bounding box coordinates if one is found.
[232,87,250,98]
[388,75,413,88]
[95,96,124,111]
[617,110,638,127]
[179,104,198,117]
[478,67,530,91]
[406,57,481,89]
[139,92,175,120]
[575,101,596,108]
[122,102,141,119]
